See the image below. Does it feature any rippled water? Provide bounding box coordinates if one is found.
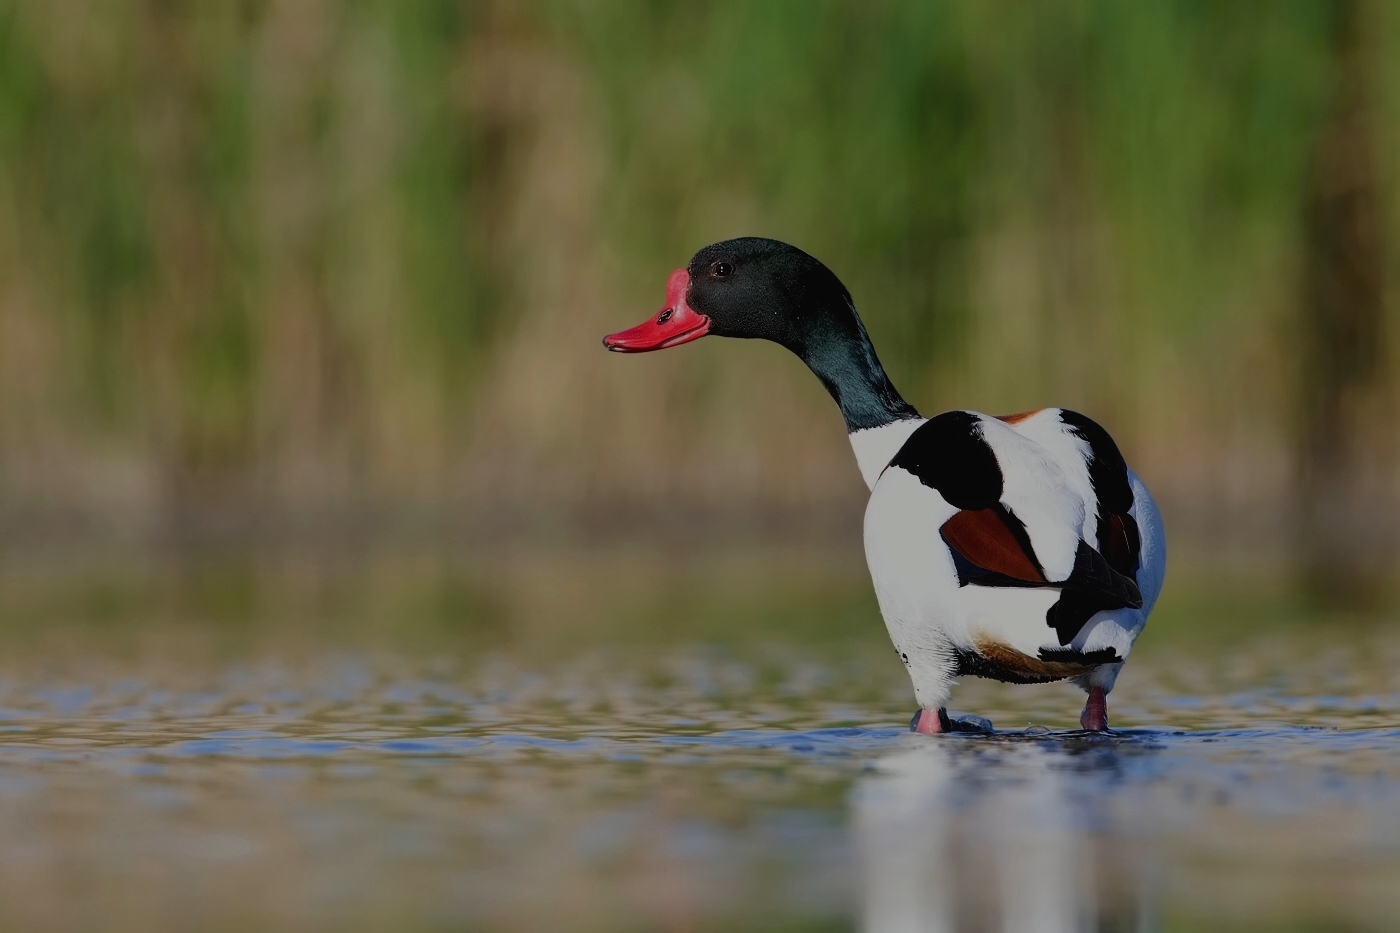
[0,546,1396,931]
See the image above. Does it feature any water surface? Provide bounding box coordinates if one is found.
[0,545,1395,931]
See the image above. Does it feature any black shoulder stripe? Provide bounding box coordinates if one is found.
[1058,409,1140,576]
[887,410,1002,510]
[1057,410,1133,513]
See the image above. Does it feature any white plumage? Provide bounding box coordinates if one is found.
[858,409,1166,723]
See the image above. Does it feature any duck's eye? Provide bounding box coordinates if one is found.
[712,261,733,278]
[657,308,674,323]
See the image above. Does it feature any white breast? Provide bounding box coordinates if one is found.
[848,418,926,490]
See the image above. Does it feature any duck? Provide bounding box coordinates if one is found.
[603,237,1166,734]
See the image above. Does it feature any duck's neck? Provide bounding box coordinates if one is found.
[794,306,922,490]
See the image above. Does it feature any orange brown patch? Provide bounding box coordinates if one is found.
[973,637,1100,681]
[996,409,1044,425]
[941,508,1046,584]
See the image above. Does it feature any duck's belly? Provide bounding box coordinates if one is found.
[863,470,1139,703]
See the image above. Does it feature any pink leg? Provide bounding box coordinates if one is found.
[1080,686,1110,732]
[910,708,952,734]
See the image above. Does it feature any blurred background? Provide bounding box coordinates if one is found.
[1,3,1400,931]
[1,0,1397,600]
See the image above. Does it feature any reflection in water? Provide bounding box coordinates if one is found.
[857,737,1154,933]
[857,742,959,933]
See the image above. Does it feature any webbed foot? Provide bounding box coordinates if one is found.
[1080,685,1110,732]
[910,708,995,735]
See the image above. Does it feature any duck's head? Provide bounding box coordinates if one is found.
[602,237,856,354]
[603,237,918,432]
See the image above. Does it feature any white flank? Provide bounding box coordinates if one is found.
[848,418,926,490]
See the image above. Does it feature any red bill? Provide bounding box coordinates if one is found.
[602,269,710,352]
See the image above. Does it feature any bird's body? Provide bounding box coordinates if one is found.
[858,410,1166,726]
[604,237,1166,733]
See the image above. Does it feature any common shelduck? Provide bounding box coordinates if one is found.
[603,238,1166,734]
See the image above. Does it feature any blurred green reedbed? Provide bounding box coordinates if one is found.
[1,1,1400,930]
[0,1,1397,586]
